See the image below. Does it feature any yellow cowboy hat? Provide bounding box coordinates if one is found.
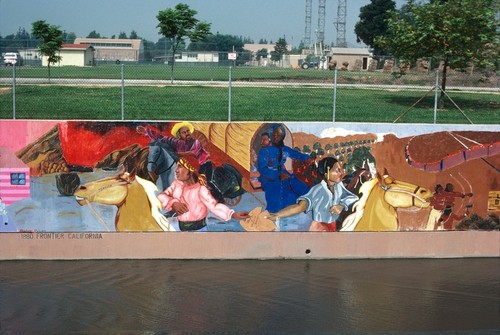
[171,121,195,137]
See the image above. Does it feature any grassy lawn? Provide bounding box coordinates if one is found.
[1,64,489,87]
[1,84,498,124]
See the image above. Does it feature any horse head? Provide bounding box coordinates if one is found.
[342,169,432,232]
[75,170,133,206]
[74,167,175,232]
[148,140,178,191]
[377,170,431,208]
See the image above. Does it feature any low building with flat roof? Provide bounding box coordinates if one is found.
[326,47,373,71]
[41,44,94,67]
[74,38,143,62]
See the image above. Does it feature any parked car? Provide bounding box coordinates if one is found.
[3,52,22,66]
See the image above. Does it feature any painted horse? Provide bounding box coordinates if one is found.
[341,171,432,231]
[74,170,176,232]
[147,139,178,192]
[344,166,373,196]
[336,166,373,229]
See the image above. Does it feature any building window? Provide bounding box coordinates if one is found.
[11,173,26,185]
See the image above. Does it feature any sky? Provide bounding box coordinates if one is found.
[0,0,407,48]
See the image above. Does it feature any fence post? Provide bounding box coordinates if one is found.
[228,66,232,122]
[121,64,125,120]
[332,68,338,122]
[12,64,16,119]
[433,69,439,124]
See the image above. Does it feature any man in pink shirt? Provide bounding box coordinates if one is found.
[157,155,249,231]
[138,122,222,199]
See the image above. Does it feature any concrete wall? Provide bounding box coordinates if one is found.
[1,231,498,260]
[1,120,498,259]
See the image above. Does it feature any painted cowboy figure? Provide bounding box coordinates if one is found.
[137,122,213,186]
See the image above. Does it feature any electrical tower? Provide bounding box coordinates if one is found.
[317,0,326,45]
[304,0,312,47]
[334,0,347,47]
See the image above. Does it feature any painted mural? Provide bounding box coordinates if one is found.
[0,120,498,233]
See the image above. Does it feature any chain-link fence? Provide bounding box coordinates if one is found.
[1,63,498,124]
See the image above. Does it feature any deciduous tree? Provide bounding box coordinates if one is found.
[31,20,63,80]
[354,0,396,55]
[157,3,211,80]
[377,0,499,107]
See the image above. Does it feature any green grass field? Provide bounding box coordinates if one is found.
[1,65,498,123]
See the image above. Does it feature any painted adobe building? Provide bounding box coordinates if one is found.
[0,146,30,206]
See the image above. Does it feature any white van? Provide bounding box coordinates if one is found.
[3,53,22,66]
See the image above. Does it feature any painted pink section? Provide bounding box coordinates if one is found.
[0,120,60,152]
[1,232,498,260]
[0,187,31,195]
[0,168,30,205]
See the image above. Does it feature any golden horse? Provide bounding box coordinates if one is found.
[74,172,176,232]
[341,172,432,231]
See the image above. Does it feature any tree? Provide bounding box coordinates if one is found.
[354,0,396,55]
[87,30,101,38]
[312,142,322,153]
[325,143,332,154]
[270,37,288,63]
[256,48,268,61]
[346,147,376,172]
[157,3,211,81]
[63,31,76,43]
[129,30,139,39]
[377,0,499,108]
[189,33,244,52]
[118,31,128,39]
[31,20,63,80]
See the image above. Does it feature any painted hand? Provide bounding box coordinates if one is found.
[136,126,146,135]
[233,211,250,220]
[172,201,189,215]
[329,205,344,215]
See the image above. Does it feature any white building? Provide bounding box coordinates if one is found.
[41,44,94,67]
[175,51,219,63]
[326,48,373,71]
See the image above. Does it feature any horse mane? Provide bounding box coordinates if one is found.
[151,139,179,161]
[352,177,378,213]
[340,177,378,231]
[135,175,176,231]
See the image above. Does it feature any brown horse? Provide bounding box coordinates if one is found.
[74,171,176,232]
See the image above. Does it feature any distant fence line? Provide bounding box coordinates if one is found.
[0,64,498,123]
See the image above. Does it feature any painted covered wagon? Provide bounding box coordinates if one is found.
[193,122,296,190]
